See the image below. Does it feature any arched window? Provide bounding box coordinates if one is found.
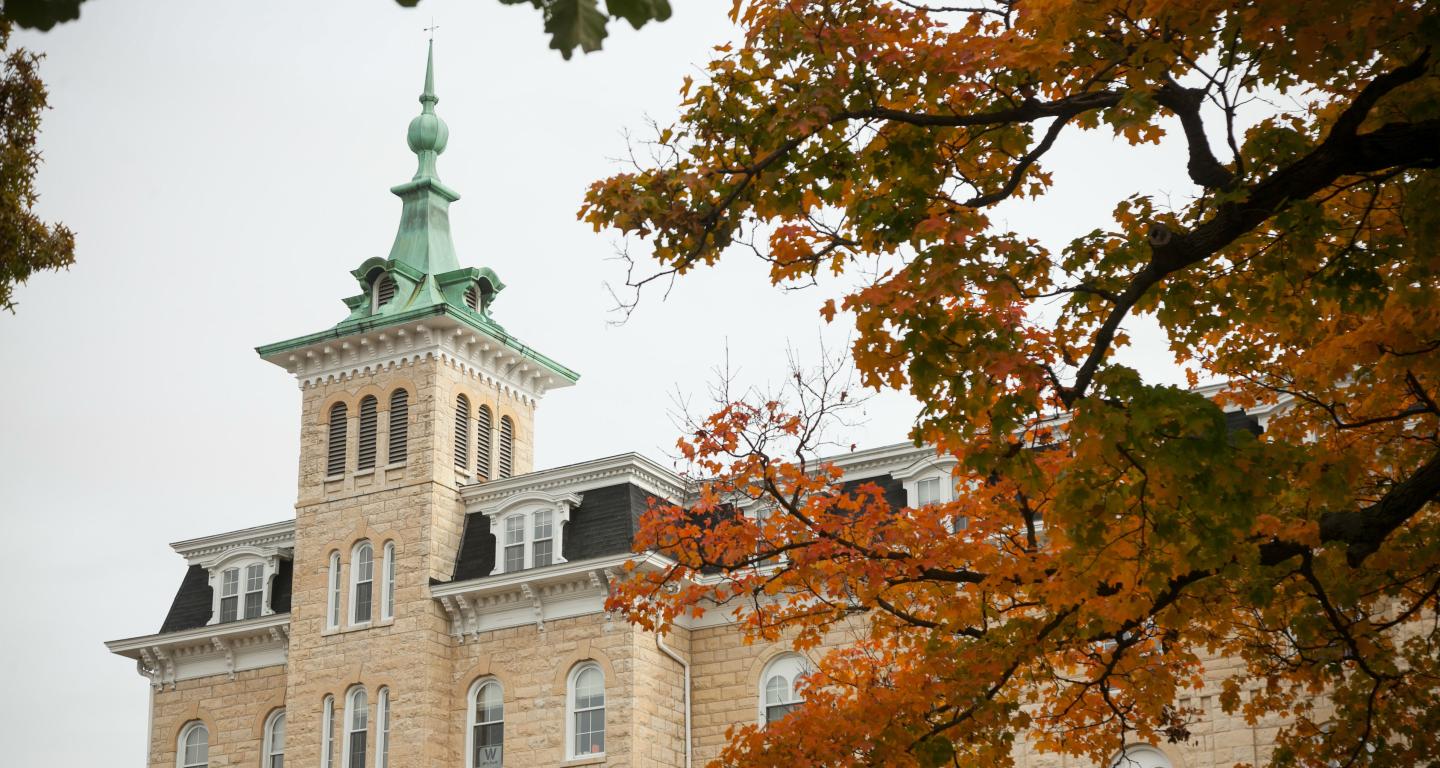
[380,541,396,621]
[326,552,341,631]
[760,654,808,724]
[343,687,368,768]
[454,395,471,472]
[387,389,408,465]
[1110,746,1173,768]
[263,709,285,768]
[356,395,378,471]
[467,679,503,768]
[351,542,374,625]
[498,416,515,478]
[371,273,396,311]
[327,402,348,477]
[475,404,493,481]
[376,687,391,768]
[567,663,605,758]
[321,695,336,768]
[177,721,208,768]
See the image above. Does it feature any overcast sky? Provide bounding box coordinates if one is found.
[0,0,1194,762]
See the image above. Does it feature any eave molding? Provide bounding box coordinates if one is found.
[461,453,688,509]
[106,614,291,689]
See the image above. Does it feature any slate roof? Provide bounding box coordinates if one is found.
[158,560,294,634]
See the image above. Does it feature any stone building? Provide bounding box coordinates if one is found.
[106,44,1284,768]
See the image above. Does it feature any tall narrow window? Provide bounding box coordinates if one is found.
[244,563,265,619]
[264,710,285,768]
[380,541,396,621]
[475,405,493,481]
[344,687,368,768]
[469,680,503,768]
[533,510,554,568]
[372,273,396,311]
[498,416,514,478]
[356,395,378,471]
[178,721,208,768]
[568,663,605,758]
[454,395,471,472]
[760,654,808,724]
[219,568,240,622]
[387,389,408,465]
[321,695,336,768]
[327,552,341,630]
[503,516,525,573]
[352,542,374,625]
[327,403,348,477]
[376,688,391,768]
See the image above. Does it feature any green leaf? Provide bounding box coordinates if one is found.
[2,0,87,30]
[607,0,672,29]
[544,0,609,59]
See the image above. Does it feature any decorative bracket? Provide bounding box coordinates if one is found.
[212,636,236,680]
[520,583,544,631]
[456,595,479,639]
[438,595,462,637]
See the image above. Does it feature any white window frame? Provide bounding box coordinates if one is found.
[204,549,279,626]
[895,455,966,531]
[262,709,285,768]
[758,653,810,725]
[376,687,391,768]
[380,541,396,621]
[327,551,342,631]
[1110,745,1174,768]
[466,678,504,768]
[177,720,208,768]
[342,686,368,768]
[321,695,336,768]
[566,662,606,760]
[483,492,580,575]
[350,541,374,626]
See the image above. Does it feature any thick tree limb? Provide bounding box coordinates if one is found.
[1155,77,1235,189]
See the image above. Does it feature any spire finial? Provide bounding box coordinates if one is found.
[406,38,449,177]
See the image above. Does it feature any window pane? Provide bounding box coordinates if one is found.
[220,596,238,623]
[574,667,604,708]
[245,591,263,619]
[533,539,552,568]
[766,702,800,723]
[478,683,503,723]
[348,732,366,768]
[247,564,265,591]
[356,546,374,581]
[475,724,503,767]
[574,708,604,755]
[504,544,524,573]
[221,568,239,596]
[533,510,552,539]
[504,516,524,545]
[354,581,372,623]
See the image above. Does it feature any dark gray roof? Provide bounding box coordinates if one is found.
[158,560,293,634]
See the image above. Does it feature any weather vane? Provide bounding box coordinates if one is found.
[425,19,439,40]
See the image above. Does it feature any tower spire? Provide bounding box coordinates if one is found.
[385,40,460,275]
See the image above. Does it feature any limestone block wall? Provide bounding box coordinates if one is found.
[148,666,286,768]
[444,613,687,767]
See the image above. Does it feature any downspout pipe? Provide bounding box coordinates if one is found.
[656,633,692,768]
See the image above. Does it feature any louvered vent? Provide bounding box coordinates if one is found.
[475,404,493,481]
[326,403,348,476]
[464,284,480,311]
[374,274,397,310]
[454,395,471,471]
[356,395,378,471]
[498,415,515,478]
[388,389,409,465]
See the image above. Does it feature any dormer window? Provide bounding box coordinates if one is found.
[484,491,581,575]
[915,476,951,507]
[206,553,281,625]
[371,272,396,312]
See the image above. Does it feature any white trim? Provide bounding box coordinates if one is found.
[376,687,391,768]
[177,720,209,768]
[380,541,396,621]
[342,686,368,768]
[327,551,342,631]
[465,677,504,768]
[565,662,606,760]
[106,614,290,687]
[462,453,686,507]
[171,520,294,564]
[262,709,285,768]
[485,491,581,575]
[758,653,808,725]
[350,541,374,627]
[321,695,336,768]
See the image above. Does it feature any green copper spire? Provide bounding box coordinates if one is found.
[385,39,460,275]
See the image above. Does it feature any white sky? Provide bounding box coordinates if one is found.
[0,0,1194,761]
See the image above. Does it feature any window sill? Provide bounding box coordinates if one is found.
[322,618,394,637]
[354,469,376,478]
[324,474,345,482]
[560,756,606,767]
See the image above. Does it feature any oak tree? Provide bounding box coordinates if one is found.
[581,1,1440,766]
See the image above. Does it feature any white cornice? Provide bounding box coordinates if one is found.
[105,614,290,688]
[461,453,689,509]
[260,317,574,405]
[171,520,295,564]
